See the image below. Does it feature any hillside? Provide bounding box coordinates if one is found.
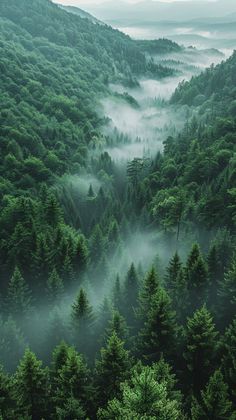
[59,4,104,25]
[0,1,236,419]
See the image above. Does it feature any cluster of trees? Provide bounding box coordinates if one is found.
[1,245,236,418]
[1,0,236,417]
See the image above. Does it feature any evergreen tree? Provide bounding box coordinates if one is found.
[95,332,131,407]
[137,287,177,362]
[71,288,95,356]
[165,253,188,321]
[5,267,32,319]
[165,252,182,292]
[184,306,218,394]
[0,317,27,373]
[54,347,90,416]
[106,310,129,343]
[14,349,49,420]
[113,275,122,312]
[56,397,86,420]
[46,268,64,305]
[186,253,208,313]
[221,317,236,402]
[123,263,139,327]
[0,366,15,419]
[44,193,63,227]
[137,266,159,325]
[98,365,184,420]
[218,256,236,328]
[191,370,235,420]
[207,244,221,310]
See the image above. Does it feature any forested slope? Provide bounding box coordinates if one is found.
[0,1,236,419]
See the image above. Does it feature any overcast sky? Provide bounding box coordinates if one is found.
[55,0,216,5]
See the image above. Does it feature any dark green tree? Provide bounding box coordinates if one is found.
[98,364,184,420]
[95,332,131,407]
[5,267,32,320]
[218,256,236,328]
[184,306,218,394]
[13,349,49,420]
[191,370,235,420]
[137,266,159,325]
[71,288,95,356]
[123,263,139,327]
[46,268,64,305]
[137,287,177,362]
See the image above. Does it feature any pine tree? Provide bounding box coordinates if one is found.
[44,193,63,227]
[113,275,122,312]
[165,252,182,292]
[73,236,88,275]
[88,184,95,198]
[221,317,236,401]
[96,298,112,345]
[191,370,235,420]
[54,347,90,415]
[0,317,27,373]
[98,365,184,420]
[137,288,177,362]
[56,397,86,420]
[95,332,131,407]
[137,266,159,325]
[106,311,129,343]
[14,349,49,420]
[90,224,104,265]
[184,306,218,394]
[207,244,221,310]
[218,256,236,328]
[186,253,208,313]
[5,267,32,320]
[46,268,64,305]
[71,288,95,356]
[0,366,15,419]
[123,263,139,327]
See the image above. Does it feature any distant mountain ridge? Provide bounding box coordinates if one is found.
[81,0,236,23]
[58,4,104,25]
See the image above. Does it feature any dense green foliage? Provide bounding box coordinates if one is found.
[0,0,236,418]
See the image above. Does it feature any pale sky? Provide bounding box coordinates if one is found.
[55,0,215,5]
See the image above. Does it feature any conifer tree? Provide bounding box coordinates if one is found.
[137,287,177,362]
[218,256,236,328]
[54,347,90,415]
[123,263,139,327]
[0,366,14,419]
[221,317,236,401]
[71,288,95,356]
[90,224,104,265]
[137,266,159,325]
[95,332,131,407]
[184,306,218,394]
[186,253,208,313]
[165,252,182,292]
[98,365,184,420]
[56,397,86,420]
[0,318,26,373]
[44,193,63,227]
[191,370,235,420]
[14,349,49,420]
[113,275,122,312]
[5,267,32,320]
[207,244,221,310]
[106,311,129,343]
[46,268,64,305]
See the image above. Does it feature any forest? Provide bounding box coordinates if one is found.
[0,0,236,419]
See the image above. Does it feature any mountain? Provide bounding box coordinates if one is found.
[82,0,236,23]
[58,4,104,25]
